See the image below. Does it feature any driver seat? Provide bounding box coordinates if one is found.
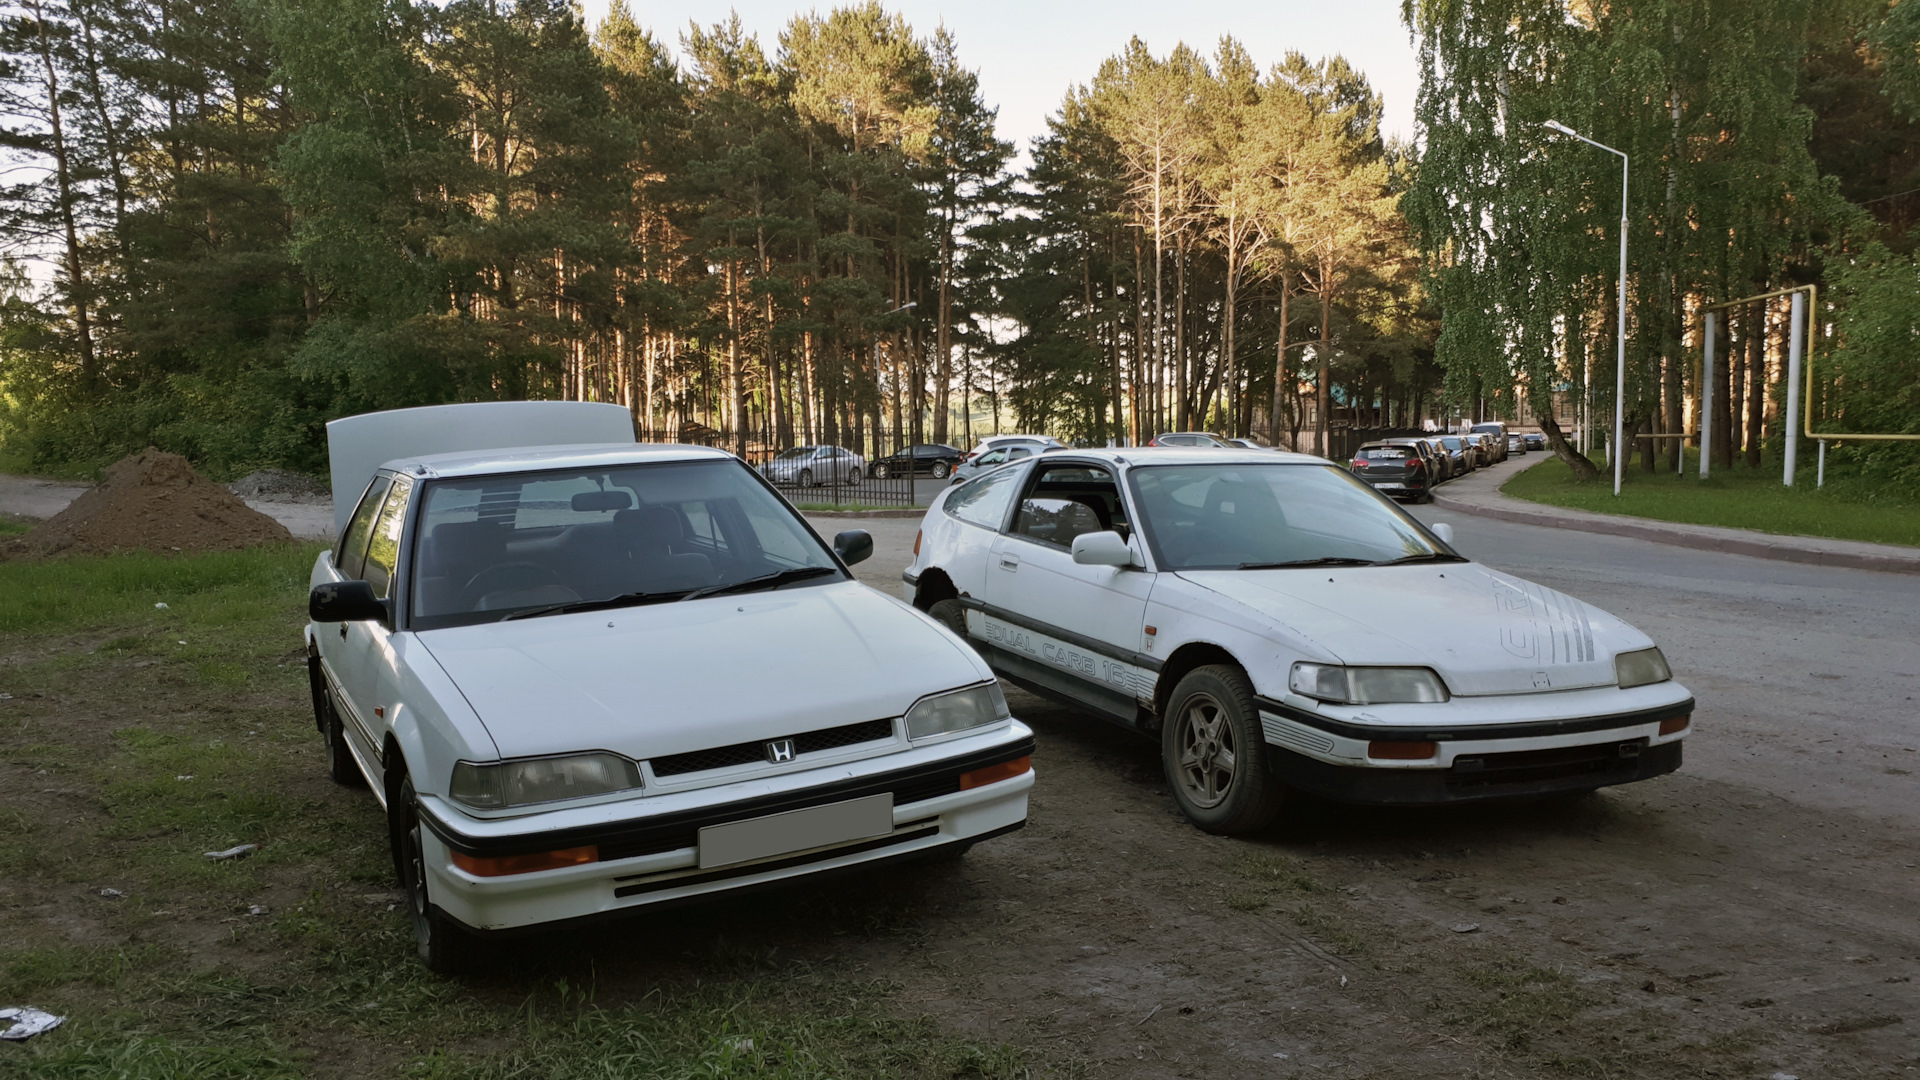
[614,507,716,592]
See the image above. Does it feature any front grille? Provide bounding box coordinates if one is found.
[1447,738,1647,792]
[650,717,895,777]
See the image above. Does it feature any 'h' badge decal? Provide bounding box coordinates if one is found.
[766,739,795,764]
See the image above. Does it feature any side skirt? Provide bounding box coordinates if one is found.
[973,640,1144,731]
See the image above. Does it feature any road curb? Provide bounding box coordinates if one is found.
[1431,478,1920,576]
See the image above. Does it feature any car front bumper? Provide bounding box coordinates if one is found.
[413,723,1034,933]
[1253,685,1693,804]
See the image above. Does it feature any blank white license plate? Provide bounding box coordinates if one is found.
[1375,482,1404,489]
[697,793,894,869]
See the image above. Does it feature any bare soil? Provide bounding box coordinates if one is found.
[0,449,291,561]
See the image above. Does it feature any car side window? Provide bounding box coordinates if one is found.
[1008,447,1033,460]
[946,465,1022,529]
[976,449,1008,467]
[362,478,413,601]
[1009,464,1124,549]
[337,475,393,581]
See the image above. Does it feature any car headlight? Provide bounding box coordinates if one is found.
[1614,647,1672,689]
[904,682,1009,740]
[1289,662,1450,705]
[449,752,642,809]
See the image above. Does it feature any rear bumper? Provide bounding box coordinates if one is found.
[417,728,1033,932]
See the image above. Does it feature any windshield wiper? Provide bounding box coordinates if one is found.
[1237,557,1379,570]
[1372,552,1470,566]
[499,589,690,621]
[679,565,839,602]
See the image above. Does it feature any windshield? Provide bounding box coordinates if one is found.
[1129,463,1447,570]
[409,458,841,628]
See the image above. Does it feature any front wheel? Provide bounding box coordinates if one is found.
[931,461,950,479]
[393,774,483,974]
[798,468,814,487]
[1161,665,1284,834]
[873,463,890,480]
[928,598,969,641]
[849,467,863,485]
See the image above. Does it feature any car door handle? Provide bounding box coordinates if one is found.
[998,555,1019,571]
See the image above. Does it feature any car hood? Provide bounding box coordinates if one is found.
[1175,563,1648,695]
[416,581,985,761]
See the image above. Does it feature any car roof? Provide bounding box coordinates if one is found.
[1030,446,1328,468]
[377,442,731,481]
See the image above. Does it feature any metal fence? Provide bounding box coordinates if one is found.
[633,425,949,509]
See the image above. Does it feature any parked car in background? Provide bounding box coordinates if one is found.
[870,443,963,480]
[905,447,1693,836]
[1463,433,1497,467]
[1381,437,1452,483]
[1436,435,1477,475]
[964,434,1063,465]
[309,403,1033,972]
[1469,422,1509,462]
[761,445,866,487]
[1225,437,1270,450]
[1349,441,1436,502]
[951,442,1050,485]
[1523,432,1548,451]
[1506,434,1528,455]
[1149,432,1236,448]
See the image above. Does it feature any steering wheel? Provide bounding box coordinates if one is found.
[461,562,565,605]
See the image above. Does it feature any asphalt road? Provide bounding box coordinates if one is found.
[1406,501,1920,829]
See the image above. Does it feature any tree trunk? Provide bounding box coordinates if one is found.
[1270,271,1290,448]
[1745,297,1765,468]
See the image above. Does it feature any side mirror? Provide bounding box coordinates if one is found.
[310,580,389,623]
[1071,530,1135,567]
[833,529,873,566]
[1432,522,1455,545]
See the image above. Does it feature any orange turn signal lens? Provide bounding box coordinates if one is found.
[1658,715,1691,736]
[451,845,598,878]
[914,530,922,556]
[959,756,1031,790]
[1367,740,1438,760]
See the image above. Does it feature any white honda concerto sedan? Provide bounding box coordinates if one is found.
[903,447,1691,835]
[306,406,1032,972]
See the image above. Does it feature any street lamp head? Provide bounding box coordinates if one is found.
[1542,119,1574,136]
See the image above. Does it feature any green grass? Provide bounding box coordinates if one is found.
[0,516,31,536]
[0,544,1030,1079]
[1502,452,1920,547]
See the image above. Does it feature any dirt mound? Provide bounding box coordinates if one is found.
[227,468,329,503]
[0,448,293,561]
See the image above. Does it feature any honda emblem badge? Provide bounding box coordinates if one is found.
[765,738,795,764]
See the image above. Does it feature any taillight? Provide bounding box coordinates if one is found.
[1350,459,1366,469]
[1407,459,1423,469]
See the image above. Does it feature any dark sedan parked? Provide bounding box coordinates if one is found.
[869,443,963,479]
[1523,431,1547,451]
[1348,442,1436,503]
[1435,435,1477,475]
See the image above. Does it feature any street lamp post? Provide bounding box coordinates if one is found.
[1542,120,1629,497]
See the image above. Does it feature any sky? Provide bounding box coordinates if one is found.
[576,0,1421,156]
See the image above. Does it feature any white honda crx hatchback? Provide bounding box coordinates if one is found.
[306,403,1032,971]
[903,447,1691,834]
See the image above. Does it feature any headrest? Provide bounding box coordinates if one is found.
[615,506,685,550]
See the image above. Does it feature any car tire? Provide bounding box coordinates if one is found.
[393,773,482,975]
[309,654,365,788]
[931,462,950,479]
[873,463,890,480]
[849,467,863,485]
[799,468,814,487]
[1160,665,1284,835]
[928,598,969,641]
